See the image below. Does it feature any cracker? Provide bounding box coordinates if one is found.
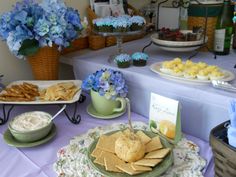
[94,151,106,166]
[131,163,152,172]
[145,136,163,153]
[134,158,163,167]
[104,153,125,172]
[116,163,145,175]
[96,135,116,153]
[136,130,151,144]
[40,82,79,101]
[109,131,123,139]
[91,147,103,158]
[145,148,170,159]
[0,82,39,102]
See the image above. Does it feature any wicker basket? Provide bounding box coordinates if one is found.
[61,37,89,55]
[188,16,217,51]
[188,3,222,51]
[89,35,106,50]
[210,120,236,177]
[27,46,60,80]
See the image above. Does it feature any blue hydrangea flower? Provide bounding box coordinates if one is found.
[34,18,50,36]
[82,69,128,100]
[0,0,82,58]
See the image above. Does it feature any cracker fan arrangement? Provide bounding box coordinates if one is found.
[90,128,171,175]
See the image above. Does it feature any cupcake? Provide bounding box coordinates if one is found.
[114,54,131,68]
[93,17,113,32]
[130,16,145,31]
[131,52,149,66]
[113,18,130,32]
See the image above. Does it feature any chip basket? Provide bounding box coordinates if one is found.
[210,120,236,177]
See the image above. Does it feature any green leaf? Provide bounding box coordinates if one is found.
[18,39,40,57]
[150,120,157,129]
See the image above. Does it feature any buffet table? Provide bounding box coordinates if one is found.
[61,36,236,141]
[0,96,213,177]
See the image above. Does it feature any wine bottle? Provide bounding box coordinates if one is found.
[214,0,234,55]
[233,12,236,49]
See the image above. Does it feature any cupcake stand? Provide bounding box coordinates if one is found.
[94,30,144,62]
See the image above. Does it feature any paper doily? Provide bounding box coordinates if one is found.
[54,121,206,177]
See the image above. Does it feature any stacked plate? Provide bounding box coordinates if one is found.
[151,30,208,52]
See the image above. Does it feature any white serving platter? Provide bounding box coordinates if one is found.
[0,80,82,105]
[151,31,208,52]
[150,62,235,85]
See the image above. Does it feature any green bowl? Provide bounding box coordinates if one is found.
[87,129,174,177]
[8,111,53,143]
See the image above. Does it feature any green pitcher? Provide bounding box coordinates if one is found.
[90,90,126,116]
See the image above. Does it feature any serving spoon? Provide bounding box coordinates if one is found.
[50,104,67,122]
[126,98,136,140]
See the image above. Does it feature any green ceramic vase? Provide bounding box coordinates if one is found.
[90,90,126,116]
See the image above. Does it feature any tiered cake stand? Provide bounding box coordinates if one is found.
[94,30,144,62]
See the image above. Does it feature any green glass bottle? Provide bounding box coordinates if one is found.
[214,0,234,55]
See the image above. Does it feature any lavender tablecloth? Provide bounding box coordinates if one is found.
[0,96,213,177]
[61,36,236,141]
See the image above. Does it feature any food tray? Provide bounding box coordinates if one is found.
[150,31,208,52]
[150,62,235,85]
[151,31,207,47]
[0,80,82,105]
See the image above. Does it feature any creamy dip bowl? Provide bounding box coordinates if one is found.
[8,111,53,143]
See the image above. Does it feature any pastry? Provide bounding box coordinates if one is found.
[131,52,149,66]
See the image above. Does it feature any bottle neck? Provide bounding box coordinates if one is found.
[223,1,230,5]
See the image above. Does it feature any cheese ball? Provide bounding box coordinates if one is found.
[115,132,145,162]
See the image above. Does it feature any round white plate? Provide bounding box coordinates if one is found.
[157,45,202,52]
[150,62,235,85]
[151,32,208,52]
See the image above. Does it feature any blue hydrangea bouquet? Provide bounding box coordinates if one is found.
[0,0,82,59]
[82,69,128,100]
